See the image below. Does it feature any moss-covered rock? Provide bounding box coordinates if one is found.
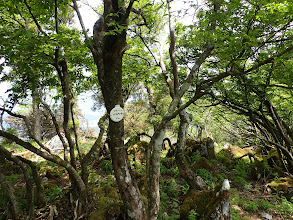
[127,141,148,164]
[180,188,213,219]
[269,177,293,200]
[191,157,213,171]
[185,138,216,160]
[180,180,232,219]
[90,185,123,220]
[161,157,176,169]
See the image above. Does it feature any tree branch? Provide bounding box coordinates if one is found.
[124,0,136,21]
[0,107,51,153]
[23,0,48,36]
[71,0,95,53]
[167,0,179,94]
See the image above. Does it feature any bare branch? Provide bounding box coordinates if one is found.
[124,0,136,21]
[71,0,95,53]
[138,34,160,66]
[124,53,152,66]
[241,83,293,90]
[167,0,179,94]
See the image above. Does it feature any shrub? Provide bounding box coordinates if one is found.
[242,200,258,212]
[98,160,113,174]
[196,168,217,187]
[45,187,63,202]
[188,210,199,220]
[275,196,293,216]
[191,151,201,163]
[234,160,249,179]
[233,176,249,188]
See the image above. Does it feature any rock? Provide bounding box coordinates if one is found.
[269,177,293,200]
[191,157,213,171]
[207,179,232,220]
[41,177,48,183]
[89,185,123,220]
[45,134,67,154]
[180,179,232,220]
[221,145,254,159]
[185,138,216,160]
[259,211,272,220]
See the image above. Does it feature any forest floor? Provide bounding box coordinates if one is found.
[1,141,293,219]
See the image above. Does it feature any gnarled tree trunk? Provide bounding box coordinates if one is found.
[92,1,146,219]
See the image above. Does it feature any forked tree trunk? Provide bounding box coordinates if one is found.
[92,1,146,218]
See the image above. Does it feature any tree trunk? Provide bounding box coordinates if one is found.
[0,173,22,220]
[92,1,146,218]
[32,88,41,141]
[16,156,45,207]
[175,110,207,190]
[148,127,166,219]
[0,130,88,217]
[0,145,34,218]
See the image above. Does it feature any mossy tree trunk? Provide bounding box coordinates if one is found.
[0,172,22,220]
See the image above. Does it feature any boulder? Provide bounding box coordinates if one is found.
[269,177,293,200]
[89,185,123,220]
[185,138,216,160]
[259,212,272,220]
[45,134,67,154]
[180,179,232,220]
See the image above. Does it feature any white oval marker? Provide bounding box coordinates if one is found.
[110,105,125,122]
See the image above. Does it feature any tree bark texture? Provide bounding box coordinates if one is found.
[148,127,166,219]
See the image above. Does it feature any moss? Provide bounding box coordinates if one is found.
[90,185,123,220]
[180,189,213,219]
[161,157,176,169]
[250,160,266,180]
[269,177,293,199]
[128,141,148,164]
[191,157,213,171]
[204,184,231,219]
[268,149,279,158]
[180,183,231,220]
[184,139,201,157]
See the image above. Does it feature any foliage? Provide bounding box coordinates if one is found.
[0,0,293,219]
[242,200,258,212]
[188,210,199,220]
[232,160,250,188]
[257,199,272,211]
[45,187,63,203]
[98,160,113,175]
[274,196,293,216]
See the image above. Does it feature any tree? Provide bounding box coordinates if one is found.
[0,0,98,217]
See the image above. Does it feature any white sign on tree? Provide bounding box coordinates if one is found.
[110,104,125,122]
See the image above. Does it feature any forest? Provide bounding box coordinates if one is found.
[0,0,293,219]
